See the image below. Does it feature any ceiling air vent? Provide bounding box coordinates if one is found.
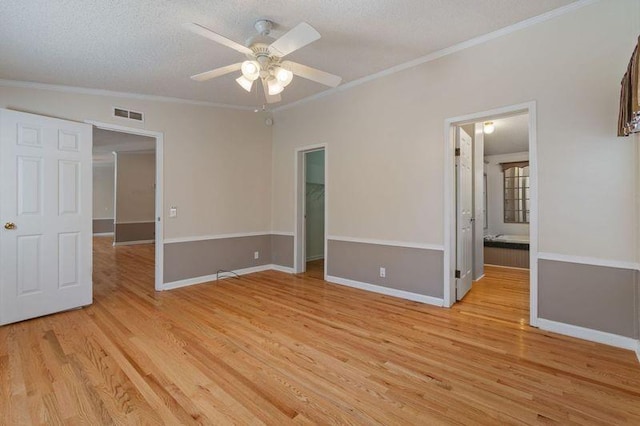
[113,107,144,122]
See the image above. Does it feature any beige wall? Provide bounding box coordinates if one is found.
[272,0,640,263]
[115,152,155,223]
[92,163,114,220]
[0,86,273,240]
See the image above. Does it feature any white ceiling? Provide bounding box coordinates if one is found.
[1,0,577,108]
[93,129,155,163]
[483,113,529,156]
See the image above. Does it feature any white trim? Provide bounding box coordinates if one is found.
[271,264,295,274]
[88,120,164,291]
[327,235,444,251]
[92,232,114,237]
[0,79,253,111]
[93,217,114,221]
[113,239,155,246]
[473,274,485,282]
[538,252,640,271]
[162,264,274,291]
[306,254,324,262]
[484,263,530,271]
[326,275,444,307]
[443,102,538,328]
[115,220,155,225]
[271,231,295,237]
[163,231,270,244]
[273,0,596,113]
[294,144,328,276]
[636,341,640,363]
[537,318,638,351]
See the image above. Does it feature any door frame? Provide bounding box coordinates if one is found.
[86,120,164,291]
[294,144,328,277]
[443,101,538,326]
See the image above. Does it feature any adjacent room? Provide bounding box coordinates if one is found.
[1,0,639,423]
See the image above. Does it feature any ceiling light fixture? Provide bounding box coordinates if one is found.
[236,75,254,92]
[240,60,260,81]
[267,77,284,95]
[273,66,293,87]
[483,121,495,134]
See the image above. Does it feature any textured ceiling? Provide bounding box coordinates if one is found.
[483,113,529,156]
[1,0,577,108]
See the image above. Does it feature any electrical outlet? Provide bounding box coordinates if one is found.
[169,207,177,218]
[254,251,259,260]
[379,267,386,278]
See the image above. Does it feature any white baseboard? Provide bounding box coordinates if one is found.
[537,318,638,351]
[473,274,485,282]
[636,341,640,363]
[271,264,295,274]
[93,232,114,237]
[162,264,290,290]
[306,255,324,262]
[325,275,444,307]
[484,263,529,271]
[113,239,155,246]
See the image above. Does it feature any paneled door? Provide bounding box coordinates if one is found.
[456,127,473,301]
[0,109,92,325]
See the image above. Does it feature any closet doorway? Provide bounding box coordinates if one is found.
[294,146,327,280]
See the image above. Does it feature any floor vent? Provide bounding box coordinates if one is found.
[113,107,144,122]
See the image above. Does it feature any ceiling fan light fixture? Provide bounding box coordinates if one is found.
[267,77,284,95]
[483,121,495,134]
[274,66,293,87]
[236,75,254,92]
[241,60,260,81]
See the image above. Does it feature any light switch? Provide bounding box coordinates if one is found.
[169,207,177,218]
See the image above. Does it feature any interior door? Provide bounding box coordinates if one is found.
[0,109,93,325]
[456,127,473,300]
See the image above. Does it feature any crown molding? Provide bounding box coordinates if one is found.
[273,0,598,113]
[0,79,254,111]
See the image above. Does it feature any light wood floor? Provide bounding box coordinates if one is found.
[1,238,639,424]
[304,259,324,280]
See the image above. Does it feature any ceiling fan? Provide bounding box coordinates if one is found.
[186,19,342,104]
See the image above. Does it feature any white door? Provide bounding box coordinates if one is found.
[0,109,92,325]
[456,127,473,300]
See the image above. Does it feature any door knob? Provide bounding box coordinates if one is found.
[4,222,16,230]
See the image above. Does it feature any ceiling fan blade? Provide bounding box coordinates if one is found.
[185,23,254,55]
[283,61,342,87]
[190,63,242,82]
[262,79,281,104]
[269,22,320,57]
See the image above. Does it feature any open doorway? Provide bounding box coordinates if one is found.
[90,123,164,290]
[294,146,327,279]
[445,103,538,326]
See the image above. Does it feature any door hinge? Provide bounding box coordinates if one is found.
[455,148,460,156]
[455,270,460,279]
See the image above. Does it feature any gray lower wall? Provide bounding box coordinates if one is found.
[327,240,444,298]
[539,259,639,339]
[93,219,114,234]
[164,234,272,283]
[272,234,294,268]
[115,222,155,244]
